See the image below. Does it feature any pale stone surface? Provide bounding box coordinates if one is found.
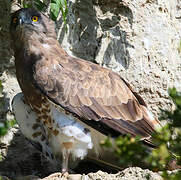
[58,0,181,116]
[0,0,181,179]
[17,169,162,180]
[83,168,163,180]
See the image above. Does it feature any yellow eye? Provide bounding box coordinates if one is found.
[32,16,38,22]
[13,17,18,24]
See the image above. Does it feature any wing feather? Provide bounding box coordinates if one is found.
[33,53,161,140]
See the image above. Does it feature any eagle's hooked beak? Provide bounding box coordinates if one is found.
[18,17,28,27]
[19,18,23,26]
[18,17,32,28]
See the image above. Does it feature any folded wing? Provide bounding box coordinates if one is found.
[33,53,161,140]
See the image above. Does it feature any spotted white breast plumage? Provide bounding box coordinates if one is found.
[12,93,55,161]
[12,93,102,162]
[49,104,93,160]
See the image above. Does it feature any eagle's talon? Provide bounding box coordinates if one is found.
[61,172,69,179]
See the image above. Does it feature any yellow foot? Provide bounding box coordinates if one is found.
[61,172,69,179]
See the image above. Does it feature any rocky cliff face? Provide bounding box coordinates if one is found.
[0,0,180,179]
[58,0,181,116]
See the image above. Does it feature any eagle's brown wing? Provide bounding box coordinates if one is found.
[33,52,161,139]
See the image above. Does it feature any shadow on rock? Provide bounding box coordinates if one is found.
[58,0,134,69]
[0,129,58,179]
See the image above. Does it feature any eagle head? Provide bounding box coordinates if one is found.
[10,8,56,50]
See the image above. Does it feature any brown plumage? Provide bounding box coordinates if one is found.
[10,8,161,172]
[34,54,160,138]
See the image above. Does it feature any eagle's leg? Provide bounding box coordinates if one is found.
[62,148,70,173]
[61,142,73,174]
